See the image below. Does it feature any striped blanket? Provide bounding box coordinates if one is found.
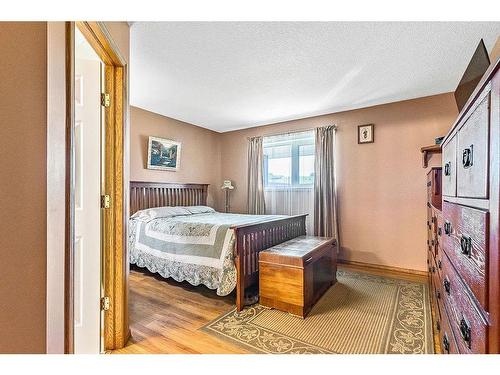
[129,206,283,295]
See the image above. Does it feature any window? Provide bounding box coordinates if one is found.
[263,131,315,188]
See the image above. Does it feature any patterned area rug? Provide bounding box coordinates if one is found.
[202,270,433,354]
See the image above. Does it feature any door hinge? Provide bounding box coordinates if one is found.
[101,194,111,209]
[101,93,110,107]
[101,296,110,311]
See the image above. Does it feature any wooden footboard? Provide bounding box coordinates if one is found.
[233,214,307,312]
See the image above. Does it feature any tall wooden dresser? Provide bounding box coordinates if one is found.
[430,57,500,354]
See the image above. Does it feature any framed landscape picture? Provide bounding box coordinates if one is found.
[147,136,181,171]
[358,124,374,144]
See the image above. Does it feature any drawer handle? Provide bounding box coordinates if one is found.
[460,317,472,348]
[444,222,452,235]
[460,235,472,257]
[438,227,442,236]
[462,145,473,169]
[432,266,436,273]
[442,333,450,353]
[438,260,442,269]
[436,290,441,299]
[443,278,451,295]
[444,162,451,176]
[305,257,313,264]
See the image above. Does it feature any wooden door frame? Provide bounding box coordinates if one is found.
[65,21,129,353]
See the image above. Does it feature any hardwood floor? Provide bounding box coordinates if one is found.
[111,266,249,354]
[112,263,433,354]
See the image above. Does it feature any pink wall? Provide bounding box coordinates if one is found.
[218,93,458,272]
[0,22,48,353]
[130,94,457,272]
[130,106,223,208]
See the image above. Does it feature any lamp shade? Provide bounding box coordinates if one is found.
[221,180,234,190]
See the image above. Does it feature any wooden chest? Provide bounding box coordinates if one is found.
[258,236,337,318]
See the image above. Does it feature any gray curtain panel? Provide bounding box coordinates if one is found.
[247,136,266,214]
[314,126,339,241]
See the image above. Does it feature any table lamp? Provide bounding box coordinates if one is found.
[221,180,234,213]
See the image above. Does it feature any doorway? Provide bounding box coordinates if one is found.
[66,22,129,353]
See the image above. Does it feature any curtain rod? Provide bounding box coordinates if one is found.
[247,125,337,140]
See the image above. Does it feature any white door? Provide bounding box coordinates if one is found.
[74,28,104,354]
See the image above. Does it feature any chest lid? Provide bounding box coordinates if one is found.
[259,235,335,267]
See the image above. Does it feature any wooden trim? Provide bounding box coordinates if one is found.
[337,259,428,278]
[101,63,128,351]
[103,64,116,350]
[75,22,126,66]
[64,21,75,355]
[104,64,129,350]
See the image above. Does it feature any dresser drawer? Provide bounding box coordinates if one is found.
[442,201,488,310]
[439,305,460,354]
[442,135,457,197]
[441,252,488,353]
[456,93,490,199]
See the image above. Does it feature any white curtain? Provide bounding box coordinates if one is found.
[263,131,315,234]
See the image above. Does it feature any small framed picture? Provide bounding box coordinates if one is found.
[147,136,181,171]
[358,124,374,144]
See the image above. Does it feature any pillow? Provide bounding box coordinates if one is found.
[131,206,191,222]
[184,206,216,214]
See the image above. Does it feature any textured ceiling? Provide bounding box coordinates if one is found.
[130,22,500,132]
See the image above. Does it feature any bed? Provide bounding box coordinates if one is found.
[129,181,307,311]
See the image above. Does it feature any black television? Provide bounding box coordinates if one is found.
[454,39,490,112]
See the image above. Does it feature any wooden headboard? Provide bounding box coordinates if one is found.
[130,181,209,215]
